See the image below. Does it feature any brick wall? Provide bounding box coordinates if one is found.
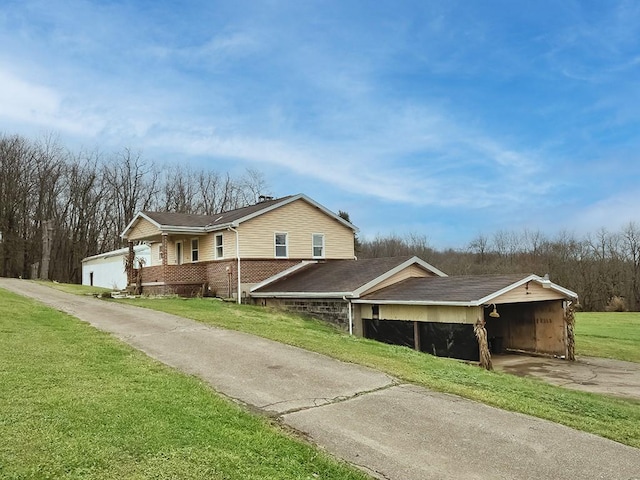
[139,258,301,298]
[240,259,301,283]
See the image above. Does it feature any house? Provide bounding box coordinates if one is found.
[119,192,578,362]
[120,194,357,298]
[251,258,578,360]
[82,244,151,290]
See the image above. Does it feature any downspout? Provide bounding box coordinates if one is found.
[343,296,353,335]
[228,226,241,304]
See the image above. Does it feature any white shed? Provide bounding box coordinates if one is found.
[82,245,151,290]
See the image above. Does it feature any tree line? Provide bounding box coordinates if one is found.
[3,133,637,311]
[358,226,640,312]
[0,134,268,283]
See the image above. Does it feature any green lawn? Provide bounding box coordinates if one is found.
[112,296,640,449]
[35,279,113,296]
[575,312,640,363]
[0,288,368,480]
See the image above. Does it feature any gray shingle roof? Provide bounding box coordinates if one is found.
[143,196,292,229]
[359,274,531,303]
[253,256,417,294]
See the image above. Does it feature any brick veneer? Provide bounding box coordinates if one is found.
[137,258,304,297]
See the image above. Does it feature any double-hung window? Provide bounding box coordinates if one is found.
[191,238,199,262]
[275,233,288,258]
[312,233,324,258]
[215,233,224,259]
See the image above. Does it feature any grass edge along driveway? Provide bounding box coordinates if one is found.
[0,288,369,480]
[111,295,640,449]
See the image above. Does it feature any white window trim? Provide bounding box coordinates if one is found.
[191,238,199,262]
[312,233,325,259]
[175,241,183,265]
[275,232,288,258]
[215,233,224,259]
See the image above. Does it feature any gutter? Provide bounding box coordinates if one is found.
[227,226,242,305]
[343,296,353,336]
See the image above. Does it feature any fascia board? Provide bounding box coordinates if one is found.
[249,291,352,298]
[250,261,318,292]
[160,227,208,235]
[413,257,448,277]
[82,245,150,263]
[477,274,579,305]
[352,256,447,298]
[352,299,476,307]
[476,275,536,305]
[121,211,161,239]
[233,194,359,232]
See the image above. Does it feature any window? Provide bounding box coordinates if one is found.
[191,238,199,262]
[312,233,324,258]
[215,233,224,259]
[275,233,288,258]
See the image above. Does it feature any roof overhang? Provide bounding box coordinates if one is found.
[477,274,578,304]
[353,273,578,306]
[351,256,447,298]
[250,291,353,299]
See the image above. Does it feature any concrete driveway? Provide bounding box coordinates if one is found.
[1,278,639,480]
[493,354,640,401]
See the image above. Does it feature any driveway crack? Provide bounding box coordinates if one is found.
[275,380,400,416]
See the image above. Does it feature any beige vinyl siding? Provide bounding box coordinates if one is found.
[127,218,160,240]
[360,304,481,324]
[197,235,215,261]
[151,242,161,265]
[236,199,354,259]
[165,235,212,263]
[492,281,566,304]
[361,264,435,295]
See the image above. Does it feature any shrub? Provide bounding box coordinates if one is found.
[605,296,627,312]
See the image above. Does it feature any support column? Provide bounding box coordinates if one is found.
[413,321,421,351]
[126,241,135,286]
[161,234,168,290]
[474,318,493,370]
[564,302,576,361]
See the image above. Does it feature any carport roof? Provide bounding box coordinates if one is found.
[355,273,578,306]
[250,256,447,297]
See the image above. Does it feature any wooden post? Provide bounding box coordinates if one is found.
[474,318,493,370]
[564,302,576,361]
[126,242,135,286]
[413,321,421,351]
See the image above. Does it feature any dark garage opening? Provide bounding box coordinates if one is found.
[363,319,414,348]
[363,319,479,362]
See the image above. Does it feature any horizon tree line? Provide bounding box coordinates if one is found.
[2,133,638,311]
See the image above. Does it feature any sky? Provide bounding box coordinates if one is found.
[1,0,639,248]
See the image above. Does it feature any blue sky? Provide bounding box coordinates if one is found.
[1,0,639,247]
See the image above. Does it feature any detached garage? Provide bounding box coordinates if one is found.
[353,274,578,361]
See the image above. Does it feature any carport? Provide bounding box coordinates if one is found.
[353,274,578,362]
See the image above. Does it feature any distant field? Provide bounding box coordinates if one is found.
[0,288,368,480]
[576,312,640,363]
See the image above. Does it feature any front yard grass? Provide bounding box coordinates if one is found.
[575,311,640,363]
[0,288,368,480]
[35,279,113,296]
[114,296,640,449]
